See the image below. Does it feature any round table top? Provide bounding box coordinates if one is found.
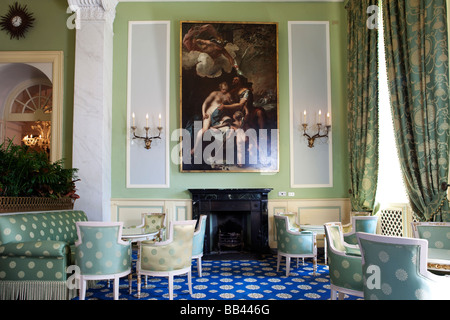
[122,227,158,240]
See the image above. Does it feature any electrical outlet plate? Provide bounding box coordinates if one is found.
[288,192,295,197]
[278,191,287,196]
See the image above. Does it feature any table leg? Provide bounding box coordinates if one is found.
[137,274,141,299]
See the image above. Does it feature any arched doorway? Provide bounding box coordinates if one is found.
[0,51,63,162]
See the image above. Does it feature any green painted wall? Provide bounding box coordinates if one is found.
[111,2,349,200]
[0,1,349,201]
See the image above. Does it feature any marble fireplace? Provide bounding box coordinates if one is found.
[189,188,272,257]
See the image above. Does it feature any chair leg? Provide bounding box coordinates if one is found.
[330,288,337,300]
[113,277,119,300]
[137,274,141,299]
[313,257,317,276]
[168,275,174,300]
[197,257,202,277]
[277,254,281,272]
[128,273,132,294]
[79,279,87,300]
[188,270,193,295]
[338,292,345,300]
[286,256,291,277]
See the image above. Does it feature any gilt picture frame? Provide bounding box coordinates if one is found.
[180,21,279,172]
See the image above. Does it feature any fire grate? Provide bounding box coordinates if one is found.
[218,229,244,253]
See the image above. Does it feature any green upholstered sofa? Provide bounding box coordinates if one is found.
[0,210,88,300]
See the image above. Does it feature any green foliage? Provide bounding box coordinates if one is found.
[0,139,79,198]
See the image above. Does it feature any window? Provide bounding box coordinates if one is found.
[375,5,408,205]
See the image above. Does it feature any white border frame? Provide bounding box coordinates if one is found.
[288,21,333,188]
[126,21,171,188]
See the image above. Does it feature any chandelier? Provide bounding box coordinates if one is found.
[22,121,51,151]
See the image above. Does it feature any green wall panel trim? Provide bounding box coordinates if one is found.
[112,2,349,200]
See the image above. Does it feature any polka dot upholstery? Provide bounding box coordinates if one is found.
[274,214,317,277]
[75,223,131,276]
[0,210,88,300]
[344,216,379,245]
[357,232,450,300]
[140,223,195,272]
[0,210,87,246]
[411,222,450,270]
[324,222,363,299]
[137,220,197,300]
[277,212,300,231]
[75,221,132,300]
[131,213,166,242]
[412,223,450,250]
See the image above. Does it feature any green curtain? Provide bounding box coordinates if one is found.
[382,0,450,222]
[346,0,380,212]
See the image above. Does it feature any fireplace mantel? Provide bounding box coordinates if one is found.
[189,188,272,255]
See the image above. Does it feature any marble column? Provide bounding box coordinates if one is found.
[68,0,118,221]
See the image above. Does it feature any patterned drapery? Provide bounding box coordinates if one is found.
[382,0,450,221]
[346,0,380,212]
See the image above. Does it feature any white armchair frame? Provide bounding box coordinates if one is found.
[324,222,364,299]
[357,232,450,300]
[136,220,196,300]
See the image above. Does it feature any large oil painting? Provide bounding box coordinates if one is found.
[180,21,279,172]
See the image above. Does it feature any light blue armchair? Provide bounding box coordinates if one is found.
[192,215,207,277]
[357,232,450,300]
[411,222,450,273]
[344,216,379,245]
[324,222,363,300]
[75,222,132,300]
[137,220,196,300]
[278,212,301,231]
[274,214,317,276]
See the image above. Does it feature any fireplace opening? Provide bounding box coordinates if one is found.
[218,220,244,253]
[189,188,273,258]
[210,212,251,254]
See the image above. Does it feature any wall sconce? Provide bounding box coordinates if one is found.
[301,110,331,148]
[131,112,162,150]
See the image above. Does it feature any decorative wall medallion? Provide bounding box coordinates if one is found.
[0,2,35,40]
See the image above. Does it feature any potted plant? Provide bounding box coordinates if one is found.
[0,139,79,213]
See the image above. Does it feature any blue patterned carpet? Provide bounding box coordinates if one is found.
[73,251,361,301]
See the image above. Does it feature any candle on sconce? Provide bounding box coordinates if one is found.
[146,113,149,127]
[303,110,307,124]
[159,113,161,127]
[327,112,331,126]
[318,110,322,124]
[132,112,135,127]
